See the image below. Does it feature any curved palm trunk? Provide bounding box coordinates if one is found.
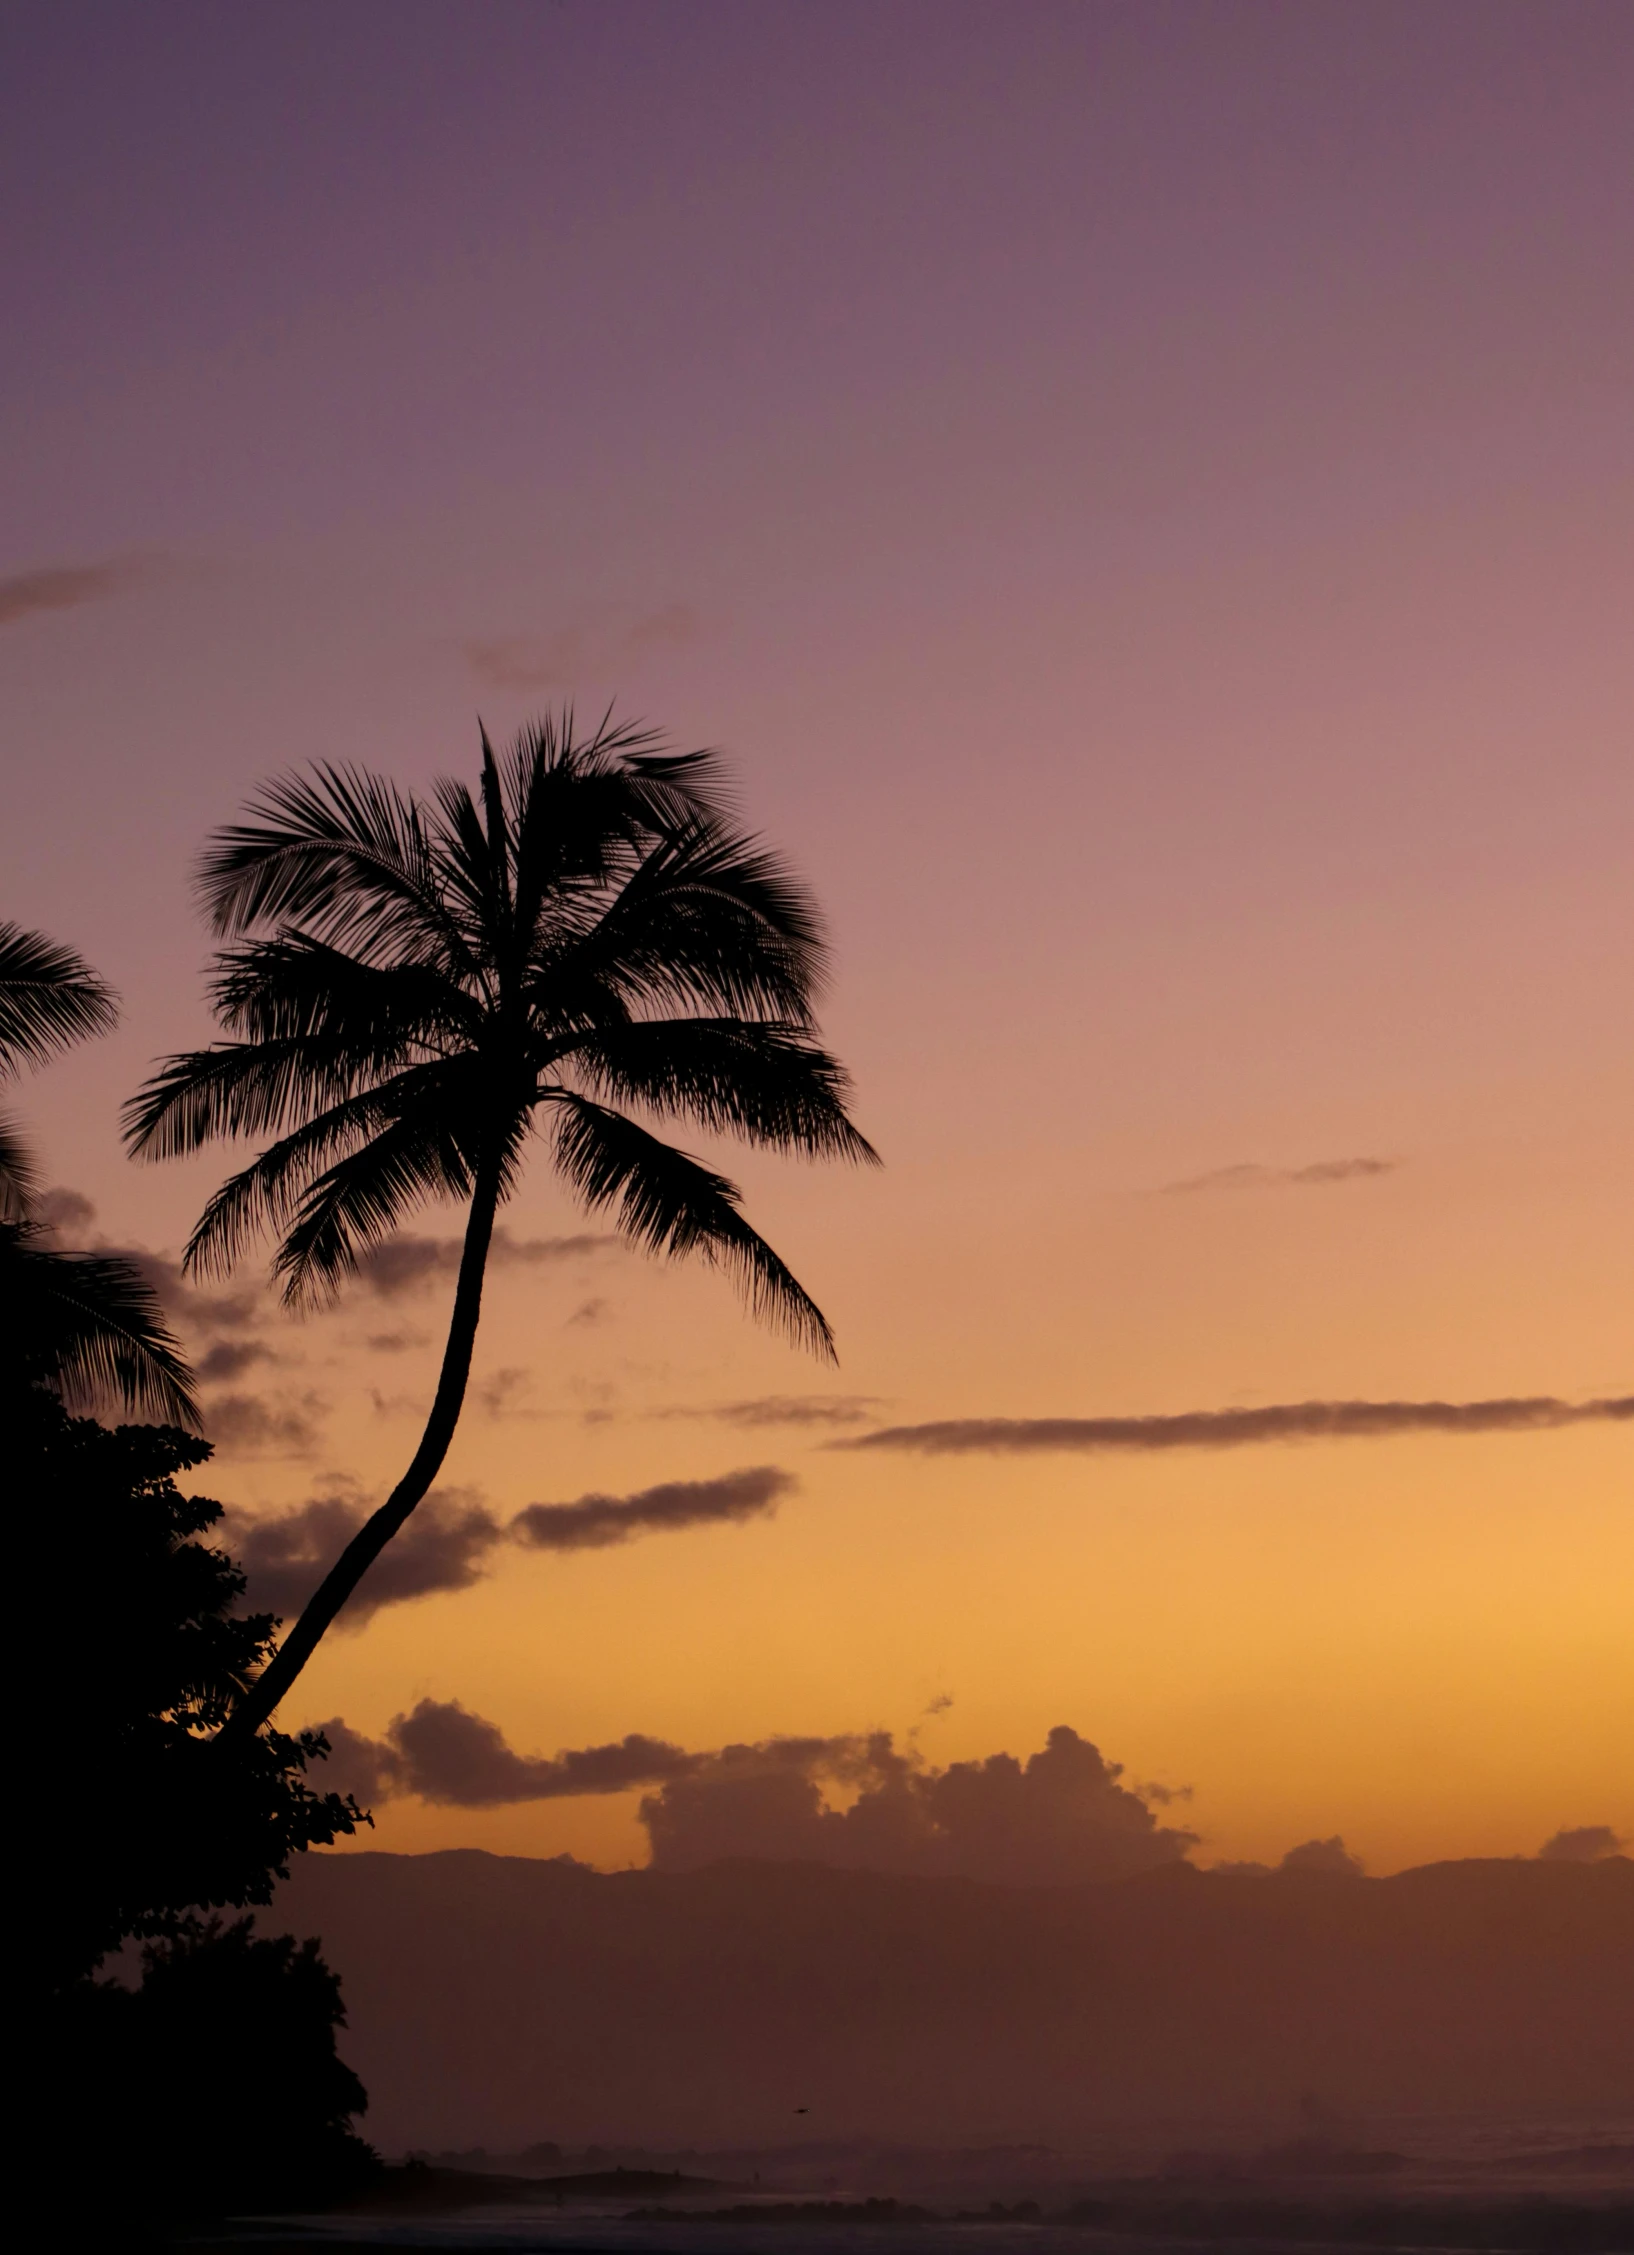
[216,1155,503,1747]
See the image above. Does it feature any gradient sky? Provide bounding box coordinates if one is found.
[3,1,1630,1875]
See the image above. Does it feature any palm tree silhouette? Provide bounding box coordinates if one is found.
[0,921,198,1424]
[127,715,876,1740]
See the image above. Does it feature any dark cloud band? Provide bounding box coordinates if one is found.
[316,1701,702,1808]
[233,1464,793,1619]
[511,1465,793,1552]
[357,1226,617,1297]
[840,1396,1634,1456]
[1163,1157,1397,1194]
[0,558,142,626]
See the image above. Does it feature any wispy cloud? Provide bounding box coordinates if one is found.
[463,602,702,691]
[357,1226,617,1297]
[205,1388,326,1456]
[232,1463,793,1620]
[195,1339,277,1382]
[655,1394,885,1429]
[1163,1157,1398,1195]
[840,1396,1634,1456]
[0,555,152,627]
[512,1465,794,1552]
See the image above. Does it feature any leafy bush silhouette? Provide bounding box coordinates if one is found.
[15,1380,376,2209]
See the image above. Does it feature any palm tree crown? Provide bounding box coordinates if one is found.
[0,919,118,1218]
[0,920,197,1426]
[126,714,876,1735]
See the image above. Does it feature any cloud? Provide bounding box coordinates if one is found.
[841,1395,1634,1457]
[462,602,701,692]
[0,556,149,627]
[232,1461,784,1621]
[641,1723,1198,1884]
[205,1389,325,1455]
[657,1394,885,1429]
[313,1699,702,1808]
[233,1487,503,1623]
[364,1329,427,1353]
[1163,1158,1399,1194]
[475,1365,532,1416]
[195,1338,276,1382]
[306,1708,1198,1881]
[35,1185,97,1234]
[1538,1825,1627,1864]
[1277,1835,1366,1876]
[357,1226,617,1297]
[510,1465,794,1553]
[106,1244,265,1335]
[567,1297,608,1327]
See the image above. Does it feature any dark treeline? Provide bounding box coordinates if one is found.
[4,920,375,2217]
[22,1386,377,2215]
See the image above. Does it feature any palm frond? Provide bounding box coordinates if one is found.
[560,1018,880,1163]
[531,817,828,1024]
[0,921,117,1076]
[0,1108,40,1221]
[272,1111,482,1304]
[208,936,479,1049]
[178,1065,472,1279]
[196,765,478,975]
[0,1223,199,1426]
[551,1094,835,1358]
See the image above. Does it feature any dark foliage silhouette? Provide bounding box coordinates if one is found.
[127,714,875,1733]
[0,918,116,1214]
[53,1917,376,2215]
[17,1386,361,1995]
[0,919,197,1422]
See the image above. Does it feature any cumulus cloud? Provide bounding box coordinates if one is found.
[842,1396,1634,1457]
[1211,1837,1366,1878]
[657,1394,885,1429]
[1163,1158,1398,1194]
[462,602,701,692]
[1277,1836,1366,1876]
[305,1708,1197,1881]
[313,1699,701,1808]
[511,1465,793,1553]
[357,1226,617,1297]
[233,1487,502,1623]
[0,556,149,627]
[1539,1825,1627,1864]
[642,1724,1198,1884]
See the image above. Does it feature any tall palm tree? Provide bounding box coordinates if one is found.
[126,715,876,1742]
[0,922,198,1425]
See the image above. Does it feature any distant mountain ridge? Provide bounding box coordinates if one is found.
[275,1851,1634,2153]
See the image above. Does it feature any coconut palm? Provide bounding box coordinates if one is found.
[0,922,198,1425]
[126,714,876,1741]
[0,920,118,1217]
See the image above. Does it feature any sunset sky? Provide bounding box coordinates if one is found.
[4,1,1630,1878]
